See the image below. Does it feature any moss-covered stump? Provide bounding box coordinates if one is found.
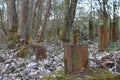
[41,69,120,80]
[15,45,28,57]
[15,45,34,58]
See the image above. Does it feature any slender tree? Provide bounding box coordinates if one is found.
[33,0,43,37]
[37,0,51,42]
[89,0,94,39]
[113,0,118,40]
[60,0,78,42]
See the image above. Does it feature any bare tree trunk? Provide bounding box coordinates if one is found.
[7,0,18,40]
[110,22,118,41]
[17,0,29,44]
[36,0,43,29]
[60,0,78,42]
[103,0,108,25]
[112,1,118,41]
[98,25,109,51]
[97,0,109,51]
[28,0,35,38]
[33,0,43,38]
[89,20,94,39]
[0,4,7,36]
[37,0,51,42]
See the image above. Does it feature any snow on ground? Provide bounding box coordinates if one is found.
[0,41,120,80]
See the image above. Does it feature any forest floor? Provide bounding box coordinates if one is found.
[0,40,120,80]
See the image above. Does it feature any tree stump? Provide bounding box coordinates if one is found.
[46,30,52,42]
[89,20,94,39]
[110,22,118,41]
[57,28,63,42]
[31,43,46,61]
[15,45,27,57]
[64,43,88,75]
[72,29,79,44]
[98,25,109,51]
[8,31,17,40]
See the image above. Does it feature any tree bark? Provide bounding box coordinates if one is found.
[112,1,119,41]
[17,0,29,44]
[64,43,88,75]
[37,0,51,42]
[72,29,79,44]
[89,20,94,39]
[60,0,78,42]
[33,0,43,39]
[98,25,109,51]
[7,0,18,40]
[110,22,118,41]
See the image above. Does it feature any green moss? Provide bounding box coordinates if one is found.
[16,46,27,57]
[41,69,120,80]
[8,31,17,41]
[41,70,79,80]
